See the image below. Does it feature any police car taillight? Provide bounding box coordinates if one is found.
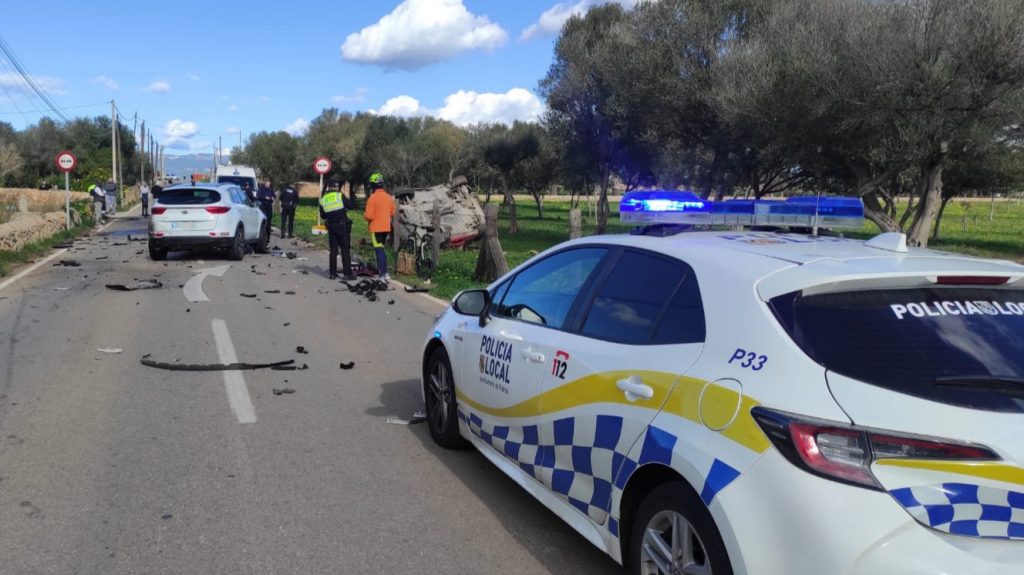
[752,408,999,490]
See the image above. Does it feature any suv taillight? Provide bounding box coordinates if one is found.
[151,207,166,215]
[206,206,230,214]
[752,408,999,490]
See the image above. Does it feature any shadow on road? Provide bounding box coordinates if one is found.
[367,377,622,575]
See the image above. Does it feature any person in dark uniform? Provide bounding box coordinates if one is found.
[279,183,299,238]
[256,179,275,227]
[318,180,356,280]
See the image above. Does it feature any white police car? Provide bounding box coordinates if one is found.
[422,192,1024,575]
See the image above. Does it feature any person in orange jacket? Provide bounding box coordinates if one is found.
[363,172,397,281]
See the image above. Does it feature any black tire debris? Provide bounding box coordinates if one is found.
[141,357,296,371]
[339,361,355,370]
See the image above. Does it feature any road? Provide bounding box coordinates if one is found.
[0,208,621,575]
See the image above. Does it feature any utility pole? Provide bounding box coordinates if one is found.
[140,121,146,184]
[219,136,223,166]
[110,100,117,186]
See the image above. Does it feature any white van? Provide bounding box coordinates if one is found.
[215,165,259,199]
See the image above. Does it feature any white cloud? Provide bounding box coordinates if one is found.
[90,75,120,91]
[521,0,644,40]
[341,0,507,70]
[165,119,199,139]
[258,95,271,103]
[0,72,65,94]
[370,88,544,126]
[225,126,241,135]
[227,104,239,112]
[284,118,309,137]
[437,88,545,126]
[332,87,370,105]
[373,95,425,118]
[187,73,201,81]
[146,80,171,93]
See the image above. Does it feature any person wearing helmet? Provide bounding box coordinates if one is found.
[363,172,396,281]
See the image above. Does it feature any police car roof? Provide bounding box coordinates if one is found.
[565,231,1024,300]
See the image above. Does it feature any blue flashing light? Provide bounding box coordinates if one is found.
[619,191,864,230]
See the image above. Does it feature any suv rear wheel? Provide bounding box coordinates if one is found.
[226,226,245,261]
[255,222,270,253]
[148,240,167,261]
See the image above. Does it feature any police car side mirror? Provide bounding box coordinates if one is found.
[453,289,490,323]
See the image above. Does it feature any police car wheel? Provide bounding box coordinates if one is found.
[629,482,732,575]
[424,347,466,448]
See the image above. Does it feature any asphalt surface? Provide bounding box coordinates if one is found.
[0,209,621,575]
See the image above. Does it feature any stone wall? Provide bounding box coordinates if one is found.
[0,211,71,251]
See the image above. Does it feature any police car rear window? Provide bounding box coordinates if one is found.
[770,286,1024,412]
[156,189,221,205]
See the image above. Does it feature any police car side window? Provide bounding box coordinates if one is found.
[494,248,606,329]
[580,251,705,345]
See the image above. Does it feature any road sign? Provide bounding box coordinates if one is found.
[55,150,77,173]
[313,157,332,175]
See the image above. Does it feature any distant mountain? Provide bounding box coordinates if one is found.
[163,154,223,176]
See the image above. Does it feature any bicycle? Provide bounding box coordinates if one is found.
[399,225,435,279]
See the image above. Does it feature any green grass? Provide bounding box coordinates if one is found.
[293,195,1024,301]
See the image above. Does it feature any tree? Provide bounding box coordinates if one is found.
[512,124,559,218]
[243,131,300,186]
[482,122,540,233]
[0,139,23,185]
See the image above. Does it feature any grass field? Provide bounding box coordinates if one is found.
[292,195,1024,301]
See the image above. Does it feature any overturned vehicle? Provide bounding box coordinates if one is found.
[392,176,486,278]
[393,176,485,247]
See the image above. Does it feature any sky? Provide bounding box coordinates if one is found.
[0,0,640,156]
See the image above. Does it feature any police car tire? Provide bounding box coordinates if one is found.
[628,481,732,575]
[425,347,467,449]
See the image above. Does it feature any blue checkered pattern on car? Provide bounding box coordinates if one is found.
[889,483,1024,540]
[459,409,741,536]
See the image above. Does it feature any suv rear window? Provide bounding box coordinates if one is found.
[157,189,221,205]
[771,286,1024,412]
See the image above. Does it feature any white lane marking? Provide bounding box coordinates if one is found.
[211,319,257,424]
[0,248,69,292]
[184,264,231,303]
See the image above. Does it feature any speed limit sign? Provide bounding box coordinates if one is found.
[55,150,77,172]
[313,157,332,175]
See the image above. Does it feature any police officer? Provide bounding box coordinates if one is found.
[319,180,356,281]
[279,183,298,239]
[256,179,275,226]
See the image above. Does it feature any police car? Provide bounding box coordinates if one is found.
[421,191,1024,575]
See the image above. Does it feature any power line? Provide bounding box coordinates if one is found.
[0,32,68,122]
[0,100,111,116]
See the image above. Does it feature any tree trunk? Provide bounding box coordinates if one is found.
[906,150,947,248]
[569,208,582,240]
[430,199,442,277]
[533,193,544,218]
[596,166,610,235]
[862,192,902,232]
[932,195,952,242]
[502,177,518,234]
[473,203,509,282]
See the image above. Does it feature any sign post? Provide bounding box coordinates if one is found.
[55,151,77,230]
[312,157,332,235]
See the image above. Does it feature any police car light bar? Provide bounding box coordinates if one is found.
[619,191,864,230]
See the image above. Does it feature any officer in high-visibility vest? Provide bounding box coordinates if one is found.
[318,179,356,280]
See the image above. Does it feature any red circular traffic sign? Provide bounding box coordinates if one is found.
[313,157,332,175]
[55,150,77,173]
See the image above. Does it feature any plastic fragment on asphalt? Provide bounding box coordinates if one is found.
[272,388,296,396]
[339,361,355,370]
[53,287,71,291]
[106,280,163,291]
[97,348,123,354]
[296,346,308,354]
[54,260,81,267]
[264,290,280,294]
[240,293,257,298]
[404,286,429,293]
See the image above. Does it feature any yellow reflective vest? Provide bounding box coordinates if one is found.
[319,191,346,213]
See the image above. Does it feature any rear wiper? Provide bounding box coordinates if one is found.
[934,376,1024,394]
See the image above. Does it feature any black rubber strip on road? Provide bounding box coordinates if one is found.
[140,358,296,371]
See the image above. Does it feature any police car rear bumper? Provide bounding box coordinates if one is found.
[715,450,1023,575]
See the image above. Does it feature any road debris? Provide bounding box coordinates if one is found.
[97,348,123,354]
[53,287,71,291]
[240,293,258,298]
[386,411,427,425]
[283,322,290,327]
[141,357,296,371]
[339,361,355,370]
[106,280,163,291]
[54,260,81,267]
[270,363,308,371]
[404,286,430,293]
[264,289,280,294]
[296,346,308,354]
[272,388,296,396]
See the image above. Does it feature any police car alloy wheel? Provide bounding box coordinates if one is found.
[630,482,731,575]
[425,347,464,448]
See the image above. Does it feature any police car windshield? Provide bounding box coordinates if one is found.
[770,286,1024,413]
[156,189,221,205]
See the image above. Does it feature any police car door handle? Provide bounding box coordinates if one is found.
[617,376,654,402]
[521,348,545,364]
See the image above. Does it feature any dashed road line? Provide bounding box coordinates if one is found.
[211,319,257,424]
